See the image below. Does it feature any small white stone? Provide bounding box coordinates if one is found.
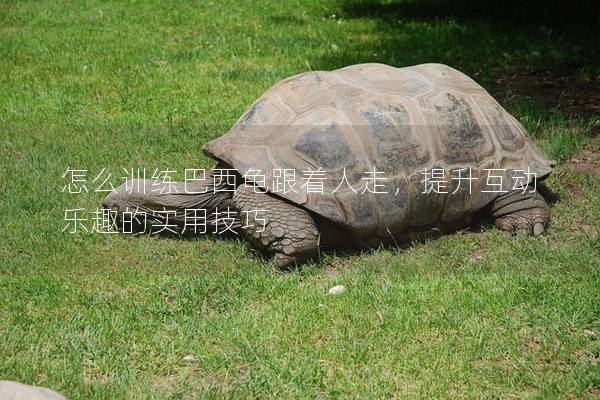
[182,354,196,362]
[583,329,597,338]
[328,285,345,295]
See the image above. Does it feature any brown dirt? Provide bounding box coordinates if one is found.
[521,336,542,355]
[467,235,486,263]
[569,142,600,175]
[490,64,600,123]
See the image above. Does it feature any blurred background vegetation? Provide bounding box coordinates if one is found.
[322,0,600,119]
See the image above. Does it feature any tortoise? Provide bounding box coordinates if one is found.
[103,63,555,267]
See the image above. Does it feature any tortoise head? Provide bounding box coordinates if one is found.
[101,167,240,234]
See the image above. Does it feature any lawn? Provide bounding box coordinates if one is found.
[1,0,599,398]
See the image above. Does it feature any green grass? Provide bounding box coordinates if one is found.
[1,0,599,398]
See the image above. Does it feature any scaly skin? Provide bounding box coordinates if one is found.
[102,166,551,268]
[491,188,550,236]
[233,185,320,268]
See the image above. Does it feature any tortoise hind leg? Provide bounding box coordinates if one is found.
[491,188,550,236]
[232,186,319,268]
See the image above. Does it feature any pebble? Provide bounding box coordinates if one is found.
[182,354,196,362]
[328,285,346,295]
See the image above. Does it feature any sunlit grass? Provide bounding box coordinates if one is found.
[1,0,599,398]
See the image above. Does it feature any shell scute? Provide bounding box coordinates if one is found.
[293,124,355,170]
[359,101,431,174]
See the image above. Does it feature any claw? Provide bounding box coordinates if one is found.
[533,222,545,236]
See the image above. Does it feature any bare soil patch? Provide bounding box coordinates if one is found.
[569,142,600,175]
[491,64,600,123]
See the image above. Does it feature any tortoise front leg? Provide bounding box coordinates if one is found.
[491,188,550,236]
[232,186,319,268]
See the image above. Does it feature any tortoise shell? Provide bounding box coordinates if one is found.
[203,63,554,243]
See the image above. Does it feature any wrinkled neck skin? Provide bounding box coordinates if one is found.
[102,163,241,234]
